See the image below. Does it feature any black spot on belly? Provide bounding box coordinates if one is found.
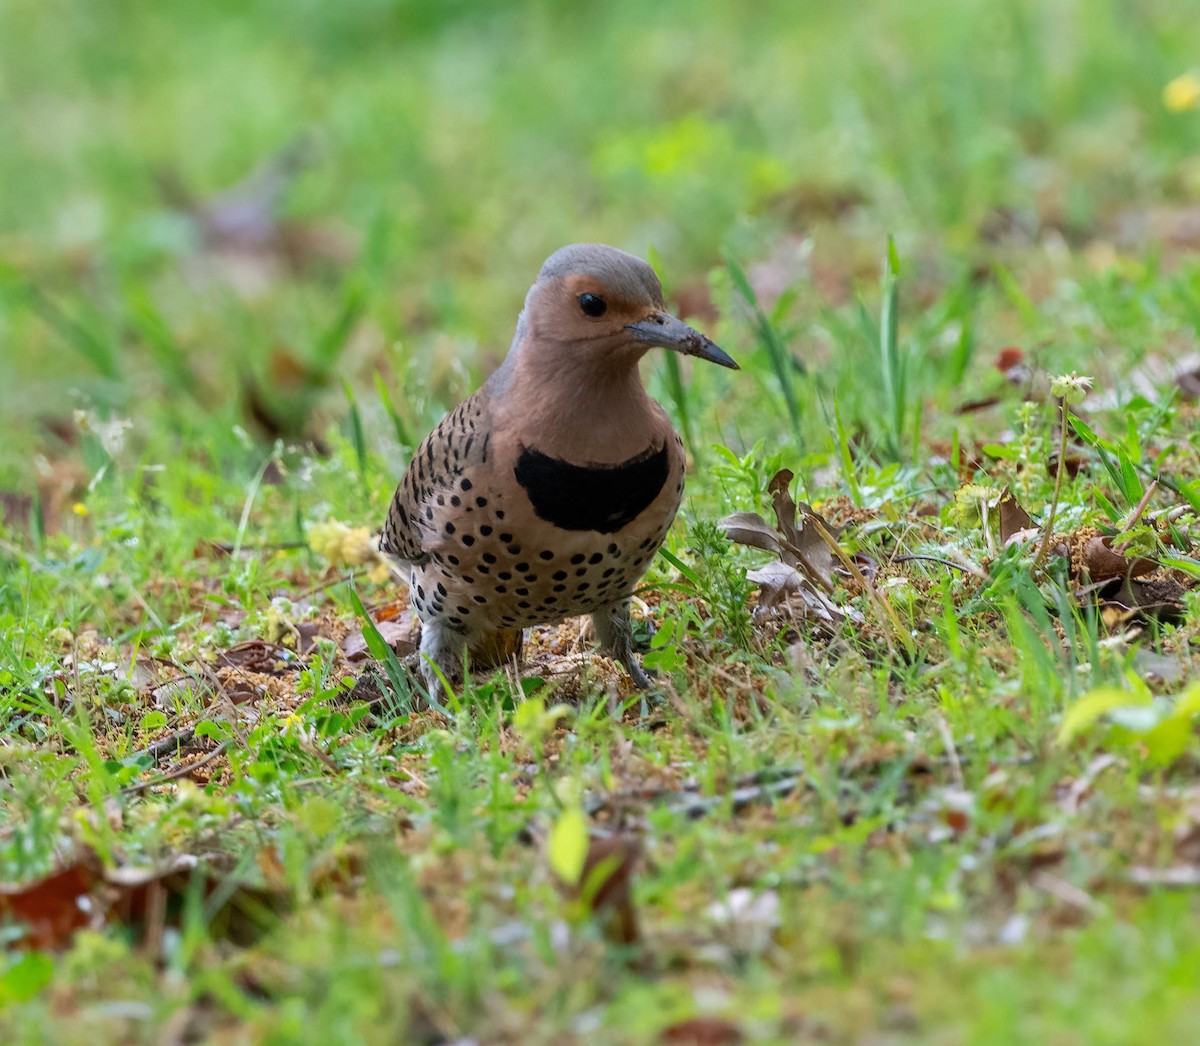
[513,442,670,533]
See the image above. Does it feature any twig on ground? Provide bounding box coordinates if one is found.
[121,741,230,795]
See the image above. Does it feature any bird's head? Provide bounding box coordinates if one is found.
[518,243,737,371]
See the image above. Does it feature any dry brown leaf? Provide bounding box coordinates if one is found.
[341,614,419,662]
[580,835,641,947]
[722,469,860,630]
[0,845,355,953]
[214,640,303,676]
[716,512,783,558]
[1078,575,1189,624]
[768,469,839,588]
[0,859,103,950]
[553,834,642,948]
[997,488,1034,544]
[1081,536,1157,583]
[373,600,411,623]
[745,561,805,615]
[660,1016,744,1045]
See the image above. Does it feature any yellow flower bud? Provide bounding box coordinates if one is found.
[1164,73,1200,113]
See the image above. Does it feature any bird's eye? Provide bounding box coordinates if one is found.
[578,293,607,317]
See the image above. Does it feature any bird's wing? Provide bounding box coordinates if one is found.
[380,390,493,564]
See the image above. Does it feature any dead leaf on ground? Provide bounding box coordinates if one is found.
[768,469,840,588]
[372,600,411,623]
[721,469,860,630]
[214,640,304,677]
[1046,443,1088,480]
[1078,575,1189,625]
[1080,536,1157,583]
[0,844,370,952]
[556,835,642,948]
[660,1016,745,1045]
[341,613,419,662]
[998,487,1034,544]
[718,512,784,558]
[746,561,850,628]
[0,858,104,950]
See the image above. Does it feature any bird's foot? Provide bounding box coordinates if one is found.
[592,601,659,691]
[619,651,657,691]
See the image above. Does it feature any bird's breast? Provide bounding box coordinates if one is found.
[513,441,671,533]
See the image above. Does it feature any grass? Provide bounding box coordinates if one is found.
[3,0,1200,1042]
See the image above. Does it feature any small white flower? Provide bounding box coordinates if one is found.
[1050,372,1093,406]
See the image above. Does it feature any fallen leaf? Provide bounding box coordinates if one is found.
[660,1016,744,1045]
[341,615,419,662]
[1046,443,1088,479]
[997,488,1034,544]
[944,807,971,835]
[716,512,783,558]
[1081,536,1157,583]
[768,469,839,588]
[1081,575,1189,623]
[723,470,861,631]
[746,562,855,629]
[745,560,804,615]
[214,640,302,676]
[293,621,325,654]
[373,600,410,623]
[577,835,641,947]
[0,859,103,950]
[995,345,1026,372]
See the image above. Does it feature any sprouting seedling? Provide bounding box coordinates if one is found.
[1034,373,1093,571]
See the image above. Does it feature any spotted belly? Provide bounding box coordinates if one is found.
[408,444,684,635]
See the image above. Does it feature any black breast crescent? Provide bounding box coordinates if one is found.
[513,442,670,533]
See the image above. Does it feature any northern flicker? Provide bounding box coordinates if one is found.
[381,243,737,692]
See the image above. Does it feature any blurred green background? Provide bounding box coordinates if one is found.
[1,0,1197,485]
[5,6,1200,1039]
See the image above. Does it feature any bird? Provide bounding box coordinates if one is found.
[381,243,737,693]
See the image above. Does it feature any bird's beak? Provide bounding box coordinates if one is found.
[625,311,738,370]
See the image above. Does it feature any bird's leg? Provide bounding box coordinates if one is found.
[592,600,654,689]
[417,618,467,695]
